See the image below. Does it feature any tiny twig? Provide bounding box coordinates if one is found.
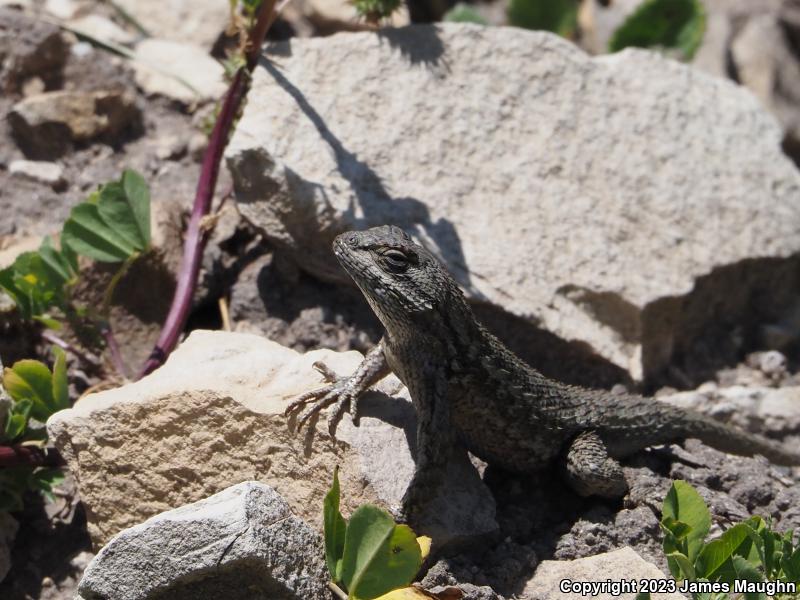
[219,297,232,331]
[328,582,348,600]
[101,254,138,319]
[40,331,101,368]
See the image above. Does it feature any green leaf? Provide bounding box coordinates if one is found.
[507,0,577,37]
[324,467,348,582]
[340,505,422,600]
[62,203,135,262]
[3,399,32,442]
[662,515,692,540]
[730,555,765,600]
[61,171,151,263]
[33,314,63,330]
[29,467,65,503]
[3,360,60,423]
[121,170,151,247]
[696,523,752,582]
[609,0,706,61]
[38,236,76,284]
[662,481,711,562]
[666,551,695,580]
[51,347,69,412]
[781,546,800,581]
[444,3,488,24]
[0,249,69,320]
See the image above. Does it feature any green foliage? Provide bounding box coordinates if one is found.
[661,479,711,577]
[351,0,402,22]
[340,507,422,600]
[0,351,68,511]
[507,0,578,37]
[0,467,64,512]
[324,470,425,600]
[3,349,70,424]
[609,0,706,61]
[0,237,77,322]
[660,481,800,599]
[0,170,151,327]
[444,4,488,25]
[325,467,348,581]
[61,170,151,263]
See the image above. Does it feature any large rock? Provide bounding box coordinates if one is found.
[48,330,496,547]
[76,481,329,600]
[133,39,226,104]
[8,90,140,159]
[225,24,800,384]
[524,547,685,600]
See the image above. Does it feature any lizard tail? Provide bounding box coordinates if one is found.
[682,414,800,466]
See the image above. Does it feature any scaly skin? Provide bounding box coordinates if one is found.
[286,226,800,517]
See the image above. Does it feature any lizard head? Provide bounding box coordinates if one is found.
[333,225,459,329]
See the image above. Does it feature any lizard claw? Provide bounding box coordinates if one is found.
[285,364,355,439]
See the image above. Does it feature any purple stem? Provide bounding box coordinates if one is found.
[0,445,64,468]
[137,69,247,378]
[137,1,278,379]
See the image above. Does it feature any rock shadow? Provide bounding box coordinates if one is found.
[259,59,473,291]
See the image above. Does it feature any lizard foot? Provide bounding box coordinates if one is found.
[285,361,360,439]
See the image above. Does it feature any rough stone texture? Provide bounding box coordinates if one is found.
[48,330,496,547]
[579,0,800,164]
[0,7,68,93]
[133,39,226,104]
[111,0,228,48]
[9,159,65,189]
[226,24,800,384]
[524,547,685,600]
[8,90,141,159]
[77,481,329,600]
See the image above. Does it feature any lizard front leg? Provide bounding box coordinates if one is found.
[562,430,628,498]
[286,339,391,438]
[400,368,461,525]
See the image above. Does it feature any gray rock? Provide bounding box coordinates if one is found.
[8,90,140,159]
[9,159,65,189]
[48,330,496,548]
[524,547,685,600]
[77,481,330,600]
[132,39,225,104]
[111,0,229,48]
[226,24,800,384]
[0,8,69,93]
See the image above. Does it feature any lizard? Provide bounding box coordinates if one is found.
[286,225,800,520]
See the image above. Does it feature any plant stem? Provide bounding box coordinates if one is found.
[100,322,129,380]
[0,445,64,468]
[328,582,348,600]
[41,331,101,368]
[138,0,278,379]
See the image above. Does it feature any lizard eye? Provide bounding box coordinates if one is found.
[382,249,410,273]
